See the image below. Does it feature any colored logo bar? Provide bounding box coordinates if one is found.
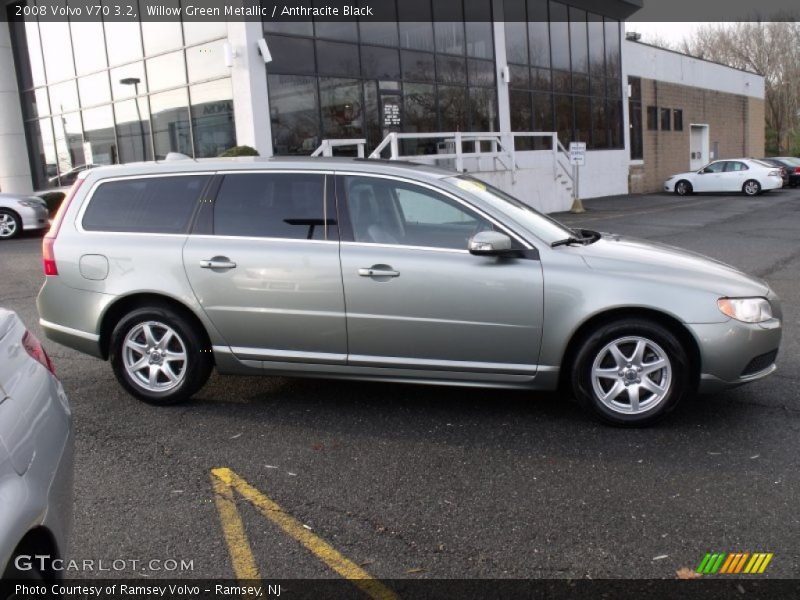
[696,552,773,574]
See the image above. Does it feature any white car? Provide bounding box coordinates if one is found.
[664,159,784,196]
[0,194,50,240]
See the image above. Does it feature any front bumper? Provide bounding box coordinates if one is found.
[690,316,782,393]
[19,204,50,231]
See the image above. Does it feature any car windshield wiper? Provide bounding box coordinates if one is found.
[551,229,601,248]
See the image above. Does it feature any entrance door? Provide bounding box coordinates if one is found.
[689,124,709,170]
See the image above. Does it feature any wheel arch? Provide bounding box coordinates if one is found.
[559,307,701,391]
[98,292,213,361]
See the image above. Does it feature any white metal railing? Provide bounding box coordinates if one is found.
[311,138,366,158]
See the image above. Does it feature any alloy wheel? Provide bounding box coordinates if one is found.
[590,336,672,415]
[122,321,188,392]
[0,213,18,238]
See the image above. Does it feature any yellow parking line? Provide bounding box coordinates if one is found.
[210,470,261,581]
[211,467,399,600]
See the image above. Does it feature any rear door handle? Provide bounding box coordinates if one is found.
[358,267,400,278]
[199,257,237,270]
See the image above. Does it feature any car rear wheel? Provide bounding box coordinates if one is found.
[110,306,213,405]
[674,180,692,196]
[0,209,21,240]
[571,319,690,426]
[743,179,761,196]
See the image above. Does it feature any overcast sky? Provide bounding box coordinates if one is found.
[624,22,709,47]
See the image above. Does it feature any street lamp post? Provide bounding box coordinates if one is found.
[119,77,147,160]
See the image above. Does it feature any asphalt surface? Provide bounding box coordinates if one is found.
[1,189,799,584]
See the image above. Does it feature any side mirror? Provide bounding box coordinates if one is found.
[468,231,513,256]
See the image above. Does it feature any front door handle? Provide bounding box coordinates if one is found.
[199,256,237,270]
[358,266,400,278]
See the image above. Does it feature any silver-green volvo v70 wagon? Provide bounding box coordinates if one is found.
[37,157,782,426]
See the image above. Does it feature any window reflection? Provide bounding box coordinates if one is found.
[150,88,192,158]
[111,63,147,100]
[53,111,85,174]
[183,19,227,46]
[187,40,228,82]
[78,72,111,107]
[268,74,320,155]
[147,52,187,92]
[141,0,183,55]
[24,20,46,88]
[39,14,73,83]
[49,80,79,113]
[70,21,107,75]
[82,106,116,165]
[104,21,143,67]
[114,98,153,162]
[319,78,363,142]
[190,79,235,158]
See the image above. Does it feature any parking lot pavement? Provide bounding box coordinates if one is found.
[1,188,798,585]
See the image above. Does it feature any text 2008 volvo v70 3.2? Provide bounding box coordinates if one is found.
[36,158,781,426]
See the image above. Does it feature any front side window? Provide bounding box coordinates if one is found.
[343,176,493,250]
[213,173,333,240]
[703,162,726,174]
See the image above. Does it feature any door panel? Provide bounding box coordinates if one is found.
[183,172,347,362]
[337,174,544,373]
[340,245,544,371]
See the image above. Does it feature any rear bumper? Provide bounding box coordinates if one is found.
[37,278,106,358]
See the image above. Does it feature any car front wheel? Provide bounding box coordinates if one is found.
[674,180,692,196]
[110,306,213,405]
[571,319,690,426]
[0,209,21,240]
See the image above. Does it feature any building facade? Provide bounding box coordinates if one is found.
[625,39,766,193]
[0,0,766,212]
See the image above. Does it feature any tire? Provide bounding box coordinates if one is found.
[570,318,691,427]
[0,209,21,240]
[742,179,761,196]
[674,180,692,196]
[109,306,213,405]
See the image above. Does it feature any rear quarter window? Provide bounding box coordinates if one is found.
[82,175,209,233]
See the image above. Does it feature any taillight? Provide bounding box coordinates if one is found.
[43,178,84,276]
[795,167,800,174]
[22,330,56,376]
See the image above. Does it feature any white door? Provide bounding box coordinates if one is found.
[689,125,709,171]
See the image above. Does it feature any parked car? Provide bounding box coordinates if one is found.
[37,158,782,426]
[0,309,72,582]
[0,194,49,240]
[665,158,784,196]
[760,157,800,187]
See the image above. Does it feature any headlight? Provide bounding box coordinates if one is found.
[19,199,45,208]
[718,297,773,323]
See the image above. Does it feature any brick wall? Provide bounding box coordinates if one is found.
[630,79,765,193]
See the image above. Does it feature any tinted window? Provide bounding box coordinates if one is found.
[344,176,493,250]
[83,176,208,233]
[214,173,332,240]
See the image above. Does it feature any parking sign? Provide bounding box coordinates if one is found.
[569,142,586,166]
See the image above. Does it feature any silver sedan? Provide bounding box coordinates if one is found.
[0,309,72,581]
[0,194,50,240]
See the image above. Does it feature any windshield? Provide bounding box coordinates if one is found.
[446,175,576,244]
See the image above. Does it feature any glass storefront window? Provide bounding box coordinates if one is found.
[39,18,74,84]
[147,52,187,92]
[436,55,467,86]
[319,78,363,141]
[49,80,79,114]
[82,105,116,165]
[70,21,107,75]
[182,20,227,46]
[360,46,400,80]
[469,87,497,131]
[187,40,229,82]
[111,63,147,100]
[24,20,46,88]
[401,50,435,83]
[549,2,570,71]
[527,1,550,68]
[190,79,235,158]
[53,111,85,174]
[150,88,192,158]
[605,19,621,79]
[104,21,143,67]
[438,85,468,131]
[114,98,152,162]
[266,35,316,75]
[78,72,112,108]
[398,21,434,52]
[141,0,183,55]
[316,41,360,78]
[314,21,358,42]
[569,8,588,74]
[268,74,320,155]
[360,22,399,48]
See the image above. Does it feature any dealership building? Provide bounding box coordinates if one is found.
[0,0,765,212]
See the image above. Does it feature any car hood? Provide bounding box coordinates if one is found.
[579,235,770,296]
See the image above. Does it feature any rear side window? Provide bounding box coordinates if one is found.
[213,173,334,240]
[82,175,209,233]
